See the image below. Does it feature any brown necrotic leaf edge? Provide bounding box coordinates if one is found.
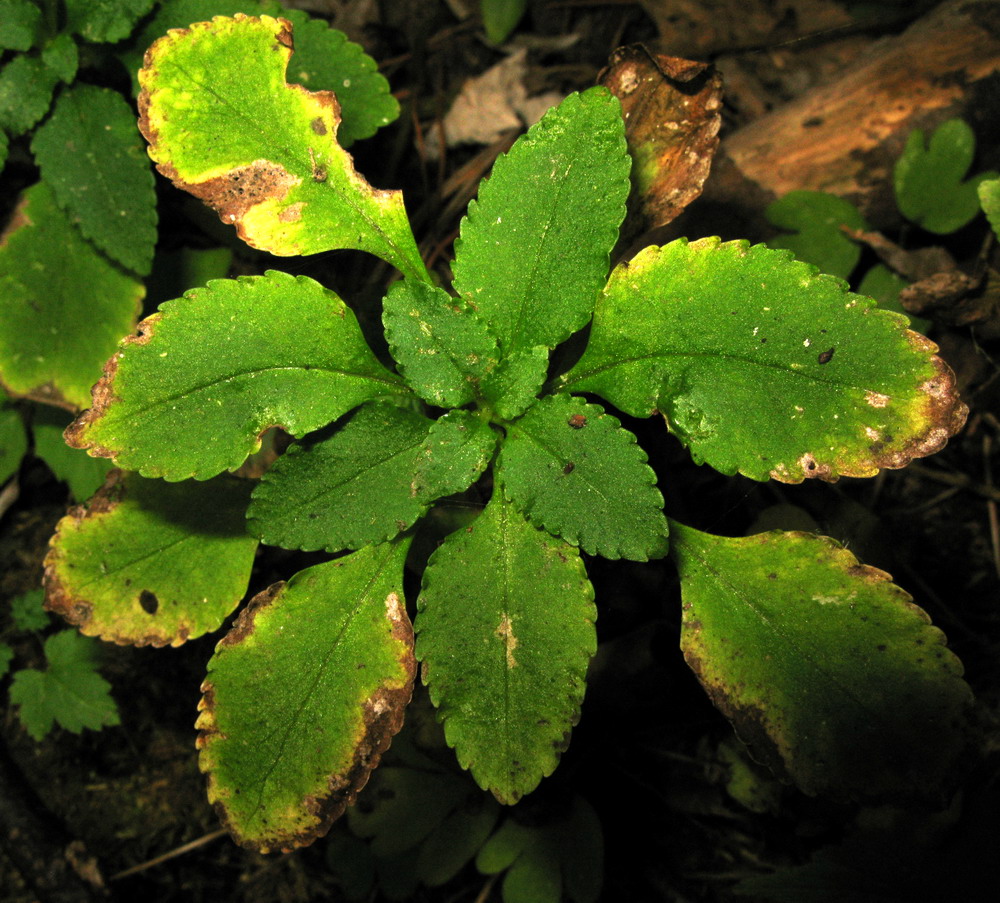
[767,334,968,483]
[679,531,971,800]
[135,16,353,254]
[196,582,417,853]
[63,313,160,461]
[42,469,193,648]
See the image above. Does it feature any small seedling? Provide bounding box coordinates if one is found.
[1,589,119,741]
[43,16,971,860]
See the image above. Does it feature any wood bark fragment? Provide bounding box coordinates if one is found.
[695,0,1000,236]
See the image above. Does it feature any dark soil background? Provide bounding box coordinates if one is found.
[2,1,1000,901]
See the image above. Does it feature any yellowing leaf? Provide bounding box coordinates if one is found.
[138,15,427,280]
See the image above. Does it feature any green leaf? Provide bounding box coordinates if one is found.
[477,817,533,874]
[415,408,498,497]
[348,765,468,858]
[249,402,433,552]
[563,239,968,482]
[503,842,561,903]
[64,0,156,43]
[765,190,868,280]
[856,263,929,334]
[481,0,528,44]
[479,796,602,903]
[32,84,158,275]
[669,521,973,798]
[197,540,416,853]
[416,491,596,803]
[44,470,258,646]
[498,394,667,560]
[32,406,114,501]
[138,15,428,280]
[452,87,629,357]
[382,279,499,407]
[979,177,1000,240]
[40,33,79,83]
[9,630,120,740]
[0,54,59,136]
[65,270,405,480]
[893,119,998,235]
[281,9,399,147]
[0,402,27,484]
[417,794,500,886]
[482,345,550,421]
[250,403,496,552]
[0,182,144,410]
[0,0,42,51]
[11,589,50,632]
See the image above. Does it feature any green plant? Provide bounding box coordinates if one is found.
[481,0,528,44]
[41,14,972,865]
[0,0,399,412]
[1,400,112,500]
[1,588,119,740]
[765,118,999,328]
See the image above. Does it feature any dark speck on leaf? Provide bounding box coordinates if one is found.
[139,590,158,615]
[568,414,587,429]
[818,348,835,364]
[563,462,575,474]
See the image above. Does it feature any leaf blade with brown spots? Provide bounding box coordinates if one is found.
[43,470,258,647]
[416,491,596,804]
[562,239,967,482]
[196,539,415,852]
[669,521,972,799]
[138,14,427,281]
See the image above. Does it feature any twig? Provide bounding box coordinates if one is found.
[473,873,499,903]
[108,829,229,881]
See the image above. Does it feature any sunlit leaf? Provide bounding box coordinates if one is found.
[670,521,973,798]
[65,270,406,480]
[9,631,120,740]
[563,239,967,482]
[32,85,158,275]
[197,540,415,852]
[281,9,399,146]
[894,119,998,235]
[44,470,258,646]
[138,15,427,280]
[382,279,499,408]
[452,87,630,357]
[0,183,143,410]
[417,492,596,803]
[498,393,667,560]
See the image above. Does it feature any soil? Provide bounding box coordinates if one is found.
[2,1,1000,902]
